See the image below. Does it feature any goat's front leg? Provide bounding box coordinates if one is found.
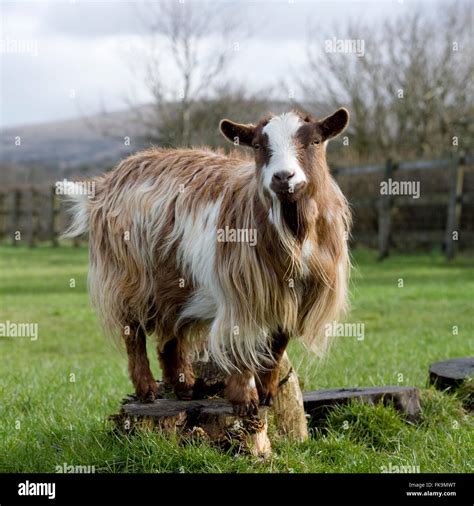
[226,370,260,416]
[124,325,158,402]
[256,331,289,406]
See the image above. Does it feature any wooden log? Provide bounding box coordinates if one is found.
[429,357,474,391]
[110,391,272,457]
[272,352,308,441]
[303,386,421,424]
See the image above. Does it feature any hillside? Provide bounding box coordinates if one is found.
[0,107,150,183]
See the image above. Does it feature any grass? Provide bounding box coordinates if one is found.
[0,244,473,473]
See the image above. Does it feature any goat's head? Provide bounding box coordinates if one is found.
[220,108,349,202]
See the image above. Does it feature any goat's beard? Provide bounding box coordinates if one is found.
[272,181,308,203]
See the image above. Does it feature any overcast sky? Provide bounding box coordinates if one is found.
[1,0,438,129]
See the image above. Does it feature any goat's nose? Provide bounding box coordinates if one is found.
[272,170,295,183]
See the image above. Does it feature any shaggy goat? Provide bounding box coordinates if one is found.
[66,108,351,415]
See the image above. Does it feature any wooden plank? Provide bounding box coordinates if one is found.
[303,386,421,424]
[347,198,378,208]
[333,164,384,175]
[394,194,449,206]
[445,158,464,260]
[397,158,451,171]
[393,231,445,243]
[393,230,474,247]
[429,357,474,391]
[352,193,474,207]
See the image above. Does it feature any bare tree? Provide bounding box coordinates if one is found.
[299,2,474,164]
[132,1,242,147]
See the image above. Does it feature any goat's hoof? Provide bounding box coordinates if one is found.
[232,398,259,417]
[174,383,195,401]
[259,393,274,407]
[136,382,158,403]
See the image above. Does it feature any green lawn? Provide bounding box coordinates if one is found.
[0,245,472,473]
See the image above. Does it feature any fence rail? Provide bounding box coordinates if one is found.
[0,155,473,259]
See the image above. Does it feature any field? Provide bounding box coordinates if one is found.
[0,245,473,473]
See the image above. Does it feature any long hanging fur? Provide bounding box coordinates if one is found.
[66,130,351,374]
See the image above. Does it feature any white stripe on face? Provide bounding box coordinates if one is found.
[262,112,306,194]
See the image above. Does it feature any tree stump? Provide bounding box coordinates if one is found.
[110,393,271,457]
[303,386,422,425]
[429,357,474,391]
[429,357,474,410]
[110,354,309,455]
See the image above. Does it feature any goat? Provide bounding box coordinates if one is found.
[65,108,351,415]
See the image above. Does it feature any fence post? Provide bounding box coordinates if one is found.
[445,157,464,260]
[0,192,6,241]
[50,185,60,247]
[378,158,394,259]
[29,186,40,248]
[12,189,22,246]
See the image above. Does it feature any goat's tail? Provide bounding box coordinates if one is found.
[61,183,92,239]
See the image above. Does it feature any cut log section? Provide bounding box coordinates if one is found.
[303,386,421,424]
[193,354,309,442]
[429,356,474,391]
[272,352,308,441]
[109,353,309,455]
[110,395,272,458]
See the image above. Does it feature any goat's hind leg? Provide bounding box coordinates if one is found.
[124,324,157,402]
[158,337,195,400]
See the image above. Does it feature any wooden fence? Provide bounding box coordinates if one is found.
[0,185,82,249]
[332,154,474,260]
[0,155,473,259]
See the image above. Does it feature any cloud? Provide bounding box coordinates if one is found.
[0,0,427,128]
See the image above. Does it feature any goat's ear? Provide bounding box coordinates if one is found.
[219,119,255,147]
[318,108,349,140]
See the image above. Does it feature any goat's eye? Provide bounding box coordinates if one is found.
[312,138,321,146]
[253,143,261,150]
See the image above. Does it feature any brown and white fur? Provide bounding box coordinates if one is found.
[65,108,351,415]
